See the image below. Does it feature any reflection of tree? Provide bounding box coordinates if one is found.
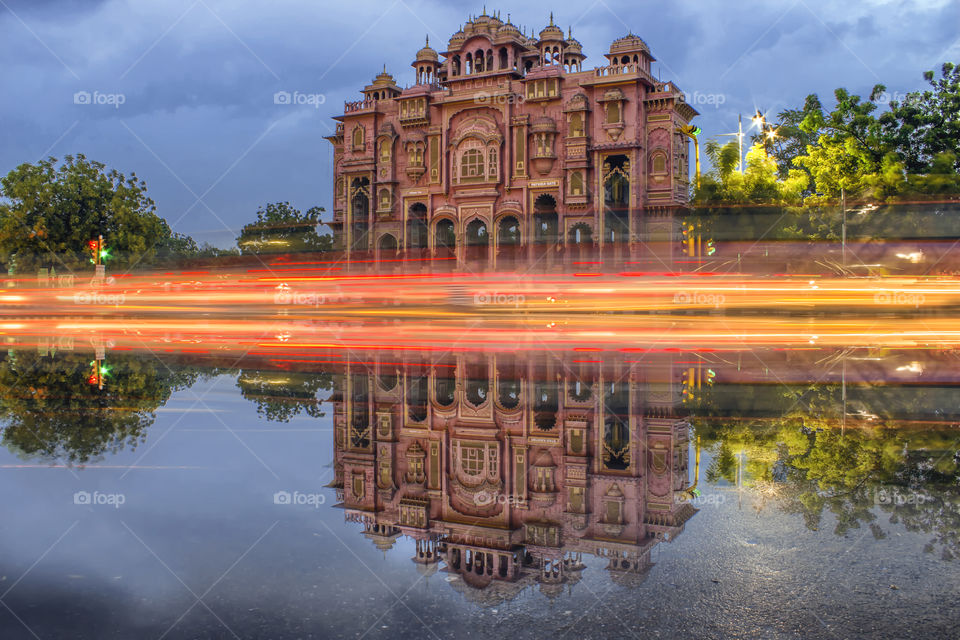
[697,411,960,560]
[0,352,203,464]
[236,370,333,422]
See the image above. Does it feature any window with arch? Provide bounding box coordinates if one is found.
[378,188,391,210]
[379,139,391,162]
[457,441,498,479]
[456,139,499,184]
[569,171,584,196]
[652,152,667,174]
[351,125,365,150]
[461,148,484,180]
[605,101,621,125]
[569,112,584,137]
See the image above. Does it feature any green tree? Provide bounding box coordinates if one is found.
[0,351,204,464]
[237,202,332,255]
[880,62,960,173]
[236,370,333,422]
[695,141,807,205]
[0,155,180,273]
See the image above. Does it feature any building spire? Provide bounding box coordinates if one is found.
[550,12,554,26]
[425,34,429,47]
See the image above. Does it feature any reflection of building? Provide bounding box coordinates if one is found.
[324,11,697,266]
[328,355,697,603]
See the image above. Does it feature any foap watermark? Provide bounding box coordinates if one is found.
[274,90,326,108]
[684,91,727,109]
[73,490,125,508]
[875,488,929,506]
[873,90,922,106]
[673,291,725,308]
[474,292,525,306]
[874,291,925,307]
[73,292,125,305]
[274,290,326,305]
[474,91,524,106]
[73,90,126,109]
[474,491,527,508]
[690,493,727,507]
[273,490,326,508]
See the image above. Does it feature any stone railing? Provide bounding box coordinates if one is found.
[344,98,377,113]
[593,63,654,83]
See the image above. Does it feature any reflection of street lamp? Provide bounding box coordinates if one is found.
[675,124,701,191]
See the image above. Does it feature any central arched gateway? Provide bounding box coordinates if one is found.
[465,218,489,265]
[532,194,559,263]
[434,218,456,260]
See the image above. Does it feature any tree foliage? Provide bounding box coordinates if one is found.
[236,202,332,255]
[0,155,179,272]
[236,370,334,422]
[0,351,203,464]
[697,62,960,206]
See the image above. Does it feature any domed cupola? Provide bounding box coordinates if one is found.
[563,26,585,72]
[362,66,400,101]
[449,26,466,51]
[606,32,655,70]
[412,35,440,85]
[494,15,522,44]
[538,12,564,42]
[538,13,565,67]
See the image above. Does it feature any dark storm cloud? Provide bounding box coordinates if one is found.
[1,0,958,247]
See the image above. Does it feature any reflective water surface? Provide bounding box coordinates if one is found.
[2,205,960,638]
[0,346,958,639]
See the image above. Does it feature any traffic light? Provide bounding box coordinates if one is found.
[706,238,716,256]
[87,239,100,264]
[87,235,108,265]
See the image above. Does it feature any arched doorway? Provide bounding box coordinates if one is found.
[603,155,630,254]
[533,194,559,264]
[497,215,521,268]
[349,177,370,252]
[406,202,428,258]
[378,234,398,261]
[465,218,489,266]
[568,222,594,262]
[434,218,456,261]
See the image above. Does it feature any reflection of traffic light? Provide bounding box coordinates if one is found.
[681,366,699,402]
[88,359,109,388]
[706,238,715,256]
[706,369,716,385]
[682,223,695,256]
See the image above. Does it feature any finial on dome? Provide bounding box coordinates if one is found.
[507,13,511,22]
[482,5,486,16]
[550,12,554,26]
[425,34,429,46]
[568,25,572,38]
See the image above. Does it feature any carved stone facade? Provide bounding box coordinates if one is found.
[324,11,698,266]
[329,355,697,602]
